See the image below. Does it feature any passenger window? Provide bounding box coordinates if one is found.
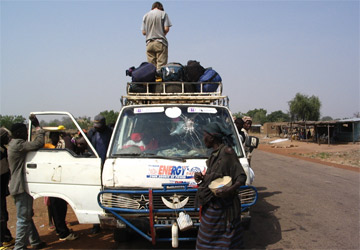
[31,114,94,157]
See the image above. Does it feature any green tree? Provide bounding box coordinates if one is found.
[39,118,75,129]
[321,116,333,121]
[0,115,26,130]
[100,110,119,126]
[77,116,92,130]
[288,93,321,121]
[267,110,290,122]
[232,112,246,119]
[245,108,267,125]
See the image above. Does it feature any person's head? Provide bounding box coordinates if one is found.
[11,123,27,140]
[0,127,11,146]
[49,132,60,146]
[93,114,106,132]
[234,118,244,132]
[242,116,252,131]
[203,122,232,148]
[152,1,164,10]
[75,137,87,153]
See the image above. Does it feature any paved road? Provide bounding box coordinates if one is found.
[116,150,359,249]
[245,150,360,249]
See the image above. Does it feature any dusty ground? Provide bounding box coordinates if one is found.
[258,136,360,172]
[6,198,117,249]
[5,136,359,249]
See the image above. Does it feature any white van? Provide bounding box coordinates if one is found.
[25,82,258,247]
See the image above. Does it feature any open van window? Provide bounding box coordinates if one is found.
[110,105,243,158]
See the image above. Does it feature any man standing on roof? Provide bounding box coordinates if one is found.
[142,2,172,70]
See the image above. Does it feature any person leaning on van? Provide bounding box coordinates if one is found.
[7,115,47,250]
[141,2,172,70]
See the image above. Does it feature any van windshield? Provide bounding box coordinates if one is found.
[110,105,243,158]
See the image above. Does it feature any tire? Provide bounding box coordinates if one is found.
[113,228,130,243]
[241,216,251,230]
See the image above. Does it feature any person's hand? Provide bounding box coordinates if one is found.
[194,172,204,184]
[29,114,40,128]
[215,185,234,198]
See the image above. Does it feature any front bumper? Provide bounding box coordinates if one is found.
[97,183,258,245]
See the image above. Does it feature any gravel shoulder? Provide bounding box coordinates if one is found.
[257,136,360,172]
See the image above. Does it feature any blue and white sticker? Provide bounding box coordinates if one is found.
[134,107,164,114]
[188,107,217,114]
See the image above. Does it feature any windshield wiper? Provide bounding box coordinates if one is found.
[112,153,186,162]
[141,153,187,162]
[112,153,141,157]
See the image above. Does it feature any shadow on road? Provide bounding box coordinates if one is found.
[114,229,196,249]
[244,187,282,249]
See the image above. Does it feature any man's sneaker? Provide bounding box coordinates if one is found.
[2,239,15,247]
[32,242,47,249]
[59,233,79,241]
[0,246,14,250]
[90,224,101,234]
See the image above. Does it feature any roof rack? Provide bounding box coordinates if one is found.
[121,82,229,106]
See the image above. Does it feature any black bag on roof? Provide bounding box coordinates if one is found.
[184,60,205,82]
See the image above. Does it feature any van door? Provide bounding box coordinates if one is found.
[25,111,103,223]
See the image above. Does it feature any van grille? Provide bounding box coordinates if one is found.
[100,187,256,210]
[100,192,196,210]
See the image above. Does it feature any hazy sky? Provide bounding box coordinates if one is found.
[1,0,359,120]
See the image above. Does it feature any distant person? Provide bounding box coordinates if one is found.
[241,116,253,163]
[234,118,245,143]
[8,115,47,250]
[0,128,15,249]
[75,136,90,155]
[141,1,172,70]
[87,114,113,234]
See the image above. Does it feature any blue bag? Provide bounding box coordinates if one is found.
[160,62,184,81]
[129,62,156,82]
[126,62,156,93]
[198,68,222,92]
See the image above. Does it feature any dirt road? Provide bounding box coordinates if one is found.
[245,150,359,249]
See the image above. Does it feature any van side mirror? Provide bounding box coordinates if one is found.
[245,136,259,149]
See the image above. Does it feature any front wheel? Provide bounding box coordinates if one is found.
[241,208,252,230]
[113,228,130,243]
[241,216,251,230]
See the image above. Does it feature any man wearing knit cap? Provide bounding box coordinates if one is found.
[87,114,112,234]
[7,115,47,250]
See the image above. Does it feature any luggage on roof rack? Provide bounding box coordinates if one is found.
[121,82,228,106]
